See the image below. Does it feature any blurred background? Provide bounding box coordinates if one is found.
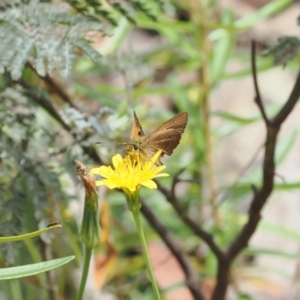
[0,0,300,299]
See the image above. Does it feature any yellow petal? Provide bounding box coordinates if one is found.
[105,182,119,189]
[154,173,169,178]
[154,165,166,172]
[90,167,101,174]
[141,180,157,189]
[112,154,123,168]
[98,166,112,178]
[151,150,162,165]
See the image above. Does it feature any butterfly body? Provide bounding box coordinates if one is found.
[125,112,188,165]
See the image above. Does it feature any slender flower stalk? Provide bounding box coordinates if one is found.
[91,150,168,300]
[75,160,101,300]
[130,202,161,299]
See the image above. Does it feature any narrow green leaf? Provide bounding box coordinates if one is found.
[276,129,298,164]
[213,111,259,124]
[160,280,185,293]
[209,0,293,40]
[0,256,75,280]
[260,221,300,240]
[0,224,62,243]
[235,0,293,29]
[210,8,234,85]
[224,57,273,79]
[245,247,297,259]
[275,182,300,190]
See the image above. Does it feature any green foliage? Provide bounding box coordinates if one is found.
[0,256,75,280]
[261,36,300,66]
[259,11,300,66]
[0,0,163,80]
[0,1,105,79]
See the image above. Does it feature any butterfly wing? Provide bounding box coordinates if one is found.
[142,112,188,156]
[150,112,188,135]
[127,112,188,164]
[130,111,145,139]
[143,128,183,156]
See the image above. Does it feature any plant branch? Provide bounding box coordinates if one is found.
[43,73,81,110]
[251,40,270,124]
[211,40,300,300]
[156,181,223,260]
[227,40,300,259]
[19,80,103,165]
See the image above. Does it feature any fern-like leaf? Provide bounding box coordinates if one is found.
[0,2,110,79]
[66,0,120,26]
[260,36,300,66]
[128,0,158,21]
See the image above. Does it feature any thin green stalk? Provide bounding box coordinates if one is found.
[76,246,93,300]
[76,161,100,300]
[10,279,22,300]
[131,210,161,300]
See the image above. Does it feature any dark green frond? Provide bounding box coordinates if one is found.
[0,88,74,243]
[73,38,102,62]
[108,0,136,24]
[66,0,119,26]
[0,2,108,79]
[260,36,300,66]
[0,0,170,80]
[128,0,158,21]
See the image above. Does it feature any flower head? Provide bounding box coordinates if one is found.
[75,160,100,248]
[90,150,169,194]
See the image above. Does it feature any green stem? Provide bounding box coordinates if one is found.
[76,246,93,300]
[131,210,162,300]
[10,279,22,300]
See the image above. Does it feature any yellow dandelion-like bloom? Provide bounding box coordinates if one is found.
[91,151,167,299]
[90,150,169,193]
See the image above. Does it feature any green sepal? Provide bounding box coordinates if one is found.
[124,188,141,212]
[79,192,101,248]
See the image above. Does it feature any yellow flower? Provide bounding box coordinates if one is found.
[90,150,169,193]
[92,151,167,298]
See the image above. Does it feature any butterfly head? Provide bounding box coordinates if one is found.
[124,141,140,156]
[124,140,163,166]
